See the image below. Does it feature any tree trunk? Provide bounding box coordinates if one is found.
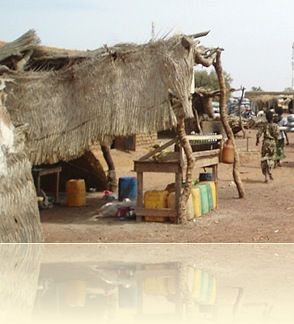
[176,116,195,223]
[100,144,117,192]
[213,51,245,198]
[169,89,195,223]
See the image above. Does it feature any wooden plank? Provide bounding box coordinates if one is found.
[135,208,176,218]
[191,149,220,158]
[194,156,219,169]
[34,166,62,176]
[186,134,223,141]
[134,161,181,173]
[154,151,180,162]
[138,138,176,161]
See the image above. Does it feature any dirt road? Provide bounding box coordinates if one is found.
[42,130,294,243]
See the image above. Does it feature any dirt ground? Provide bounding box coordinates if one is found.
[42,130,294,243]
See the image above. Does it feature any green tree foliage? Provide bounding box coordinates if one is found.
[251,86,263,91]
[194,70,232,90]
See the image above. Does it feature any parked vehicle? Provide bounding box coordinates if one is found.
[287,114,294,132]
[212,101,220,118]
[227,97,253,117]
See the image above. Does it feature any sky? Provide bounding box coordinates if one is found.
[0,0,294,91]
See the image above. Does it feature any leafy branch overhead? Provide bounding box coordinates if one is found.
[194,69,232,91]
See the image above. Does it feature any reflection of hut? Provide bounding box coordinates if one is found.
[0,245,41,322]
[0,30,218,241]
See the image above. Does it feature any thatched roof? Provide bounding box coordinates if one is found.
[2,32,214,165]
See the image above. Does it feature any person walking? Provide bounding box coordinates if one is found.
[274,106,289,167]
[256,110,280,183]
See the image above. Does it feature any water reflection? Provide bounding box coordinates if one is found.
[0,244,41,324]
[1,244,294,324]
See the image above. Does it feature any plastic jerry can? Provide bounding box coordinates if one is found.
[192,269,202,300]
[191,187,202,217]
[222,139,234,164]
[196,184,210,214]
[66,179,86,207]
[200,181,217,209]
[144,190,169,222]
[118,176,137,201]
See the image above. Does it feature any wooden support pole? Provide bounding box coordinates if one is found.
[56,170,60,203]
[238,87,246,139]
[100,144,117,192]
[176,116,195,223]
[213,51,245,198]
[136,172,143,222]
[175,171,182,224]
[212,164,219,208]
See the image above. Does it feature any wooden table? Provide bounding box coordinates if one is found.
[134,135,223,223]
[32,166,62,203]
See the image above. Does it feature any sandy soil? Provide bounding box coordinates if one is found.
[41,130,294,243]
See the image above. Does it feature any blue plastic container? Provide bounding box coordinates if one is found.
[199,172,213,182]
[118,176,137,201]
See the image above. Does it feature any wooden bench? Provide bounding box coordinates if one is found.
[32,166,62,203]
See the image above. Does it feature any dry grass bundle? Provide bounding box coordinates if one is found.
[5,35,196,165]
[0,29,40,62]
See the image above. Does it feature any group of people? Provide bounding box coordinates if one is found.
[256,107,289,183]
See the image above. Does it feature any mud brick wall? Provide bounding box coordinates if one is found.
[114,133,158,151]
[135,133,158,150]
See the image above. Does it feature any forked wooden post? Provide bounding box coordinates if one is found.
[136,172,144,222]
[175,171,182,224]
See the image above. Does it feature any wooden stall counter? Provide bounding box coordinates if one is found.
[134,135,223,224]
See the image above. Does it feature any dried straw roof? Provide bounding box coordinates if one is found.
[5,34,203,165]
